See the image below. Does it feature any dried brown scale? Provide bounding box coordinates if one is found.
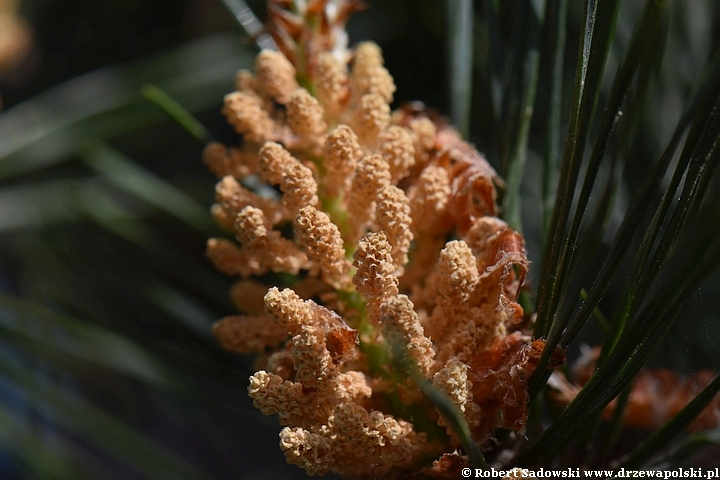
[466,332,543,438]
[469,218,529,327]
[425,452,470,478]
[305,300,358,365]
[443,139,501,235]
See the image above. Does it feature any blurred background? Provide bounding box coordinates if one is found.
[0,0,718,478]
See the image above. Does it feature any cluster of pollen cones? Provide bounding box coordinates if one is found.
[203,9,552,474]
[202,1,719,477]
